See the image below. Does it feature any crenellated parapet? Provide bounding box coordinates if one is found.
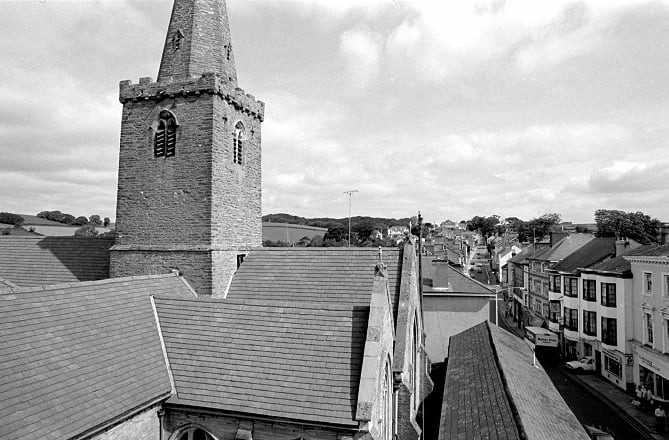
[119,73,264,121]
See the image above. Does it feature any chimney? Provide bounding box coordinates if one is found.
[432,259,450,289]
[615,239,629,257]
[661,223,669,245]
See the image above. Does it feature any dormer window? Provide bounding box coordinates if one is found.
[154,110,177,158]
[233,121,244,165]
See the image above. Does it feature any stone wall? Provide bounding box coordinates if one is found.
[163,409,353,440]
[90,404,161,440]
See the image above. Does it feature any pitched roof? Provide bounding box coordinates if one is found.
[439,322,520,440]
[227,247,402,316]
[507,244,548,264]
[586,243,669,275]
[0,274,194,440]
[156,297,367,427]
[488,324,589,440]
[529,233,594,263]
[422,258,494,295]
[551,237,616,273]
[0,236,113,287]
[440,322,589,440]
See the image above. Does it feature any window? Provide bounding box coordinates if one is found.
[605,355,622,379]
[154,111,177,158]
[583,310,597,336]
[583,279,596,301]
[665,319,669,353]
[563,307,578,331]
[645,313,654,345]
[601,283,616,307]
[233,121,244,165]
[549,301,560,323]
[602,317,617,346]
[664,274,669,297]
[176,427,215,440]
[644,272,653,294]
[564,277,578,298]
[550,275,561,292]
[381,362,392,440]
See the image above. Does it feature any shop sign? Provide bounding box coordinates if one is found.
[637,348,669,377]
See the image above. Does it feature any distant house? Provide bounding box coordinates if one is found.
[421,257,498,361]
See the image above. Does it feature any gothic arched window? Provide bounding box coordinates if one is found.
[154,110,177,158]
[175,426,215,440]
[233,121,244,165]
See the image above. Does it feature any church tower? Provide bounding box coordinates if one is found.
[110,0,264,296]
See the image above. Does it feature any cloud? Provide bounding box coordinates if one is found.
[339,29,382,91]
[587,160,669,194]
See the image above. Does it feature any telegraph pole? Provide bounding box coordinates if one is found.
[343,190,358,247]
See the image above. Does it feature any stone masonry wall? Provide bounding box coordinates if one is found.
[110,250,212,295]
[90,404,161,440]
[163,409,353,440]
[211,93,262,249]
[115,94,214,248]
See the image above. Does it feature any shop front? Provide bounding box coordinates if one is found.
[636,345,669,400]
[601,348,631,391]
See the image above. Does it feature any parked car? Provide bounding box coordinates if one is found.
[566,357,596,373]
[583,425,614,440]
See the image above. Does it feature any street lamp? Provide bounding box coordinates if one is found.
[343,190,358,247]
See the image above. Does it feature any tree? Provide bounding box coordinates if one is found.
[74,224,98,237]
[466,215,500,238]
[324,225,348,243]
[89,215,102,226]
[103,217,111,227]
[72,216,89,226]
[595,209,661,244]
[517,213,561,243]
[37,210,76,225]
[0,212,24,226]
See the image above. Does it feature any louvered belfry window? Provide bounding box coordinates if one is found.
[154,111,177,158]
[233,121,244,165]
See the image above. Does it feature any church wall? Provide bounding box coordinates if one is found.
[89,404,161,440]
[210,94,262,249]
[163,409,352,440]
[110,249,212,295]
[115,94,215,248]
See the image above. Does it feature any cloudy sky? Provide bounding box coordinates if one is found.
[2,0,669,224]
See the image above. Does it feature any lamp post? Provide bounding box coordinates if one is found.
[343,190,358,247]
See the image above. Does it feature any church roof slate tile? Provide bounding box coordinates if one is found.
[156,297,366,427]
[0,274,192,440]
[227,247,402,318]
[0,236,113,287]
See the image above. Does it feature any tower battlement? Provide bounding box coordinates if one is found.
[119,73,264,121]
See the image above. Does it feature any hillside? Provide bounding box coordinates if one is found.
[262,213,413,231]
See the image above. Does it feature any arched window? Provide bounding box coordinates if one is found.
[174,426,215,440]
[381,361,393,440]
[233,121,244,165]
[154,110,177,158]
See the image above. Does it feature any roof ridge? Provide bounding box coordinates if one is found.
[8,273,180,294]
[156,296,364,311]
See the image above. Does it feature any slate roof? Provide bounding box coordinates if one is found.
[0,274,194,440]
[529,233,594,263]
[550,237,616,273]
[422,258,494,295]
[507,244,547,265]
[156,297,367,427]
[586,243,669,275]
[488,324,589,440]
[440,322,589,440]
[228,247,402,316]
[439,322,520,440]
[0,236,113,286]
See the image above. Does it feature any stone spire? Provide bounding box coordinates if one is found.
[157,0,237,85]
